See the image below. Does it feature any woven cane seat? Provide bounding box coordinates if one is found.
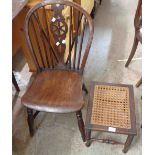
[91,85,131,129]
[85,82,137,153]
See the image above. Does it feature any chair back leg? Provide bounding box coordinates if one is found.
[27,108,34,136]
[76,111,86,142]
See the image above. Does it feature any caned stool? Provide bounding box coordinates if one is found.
[85,82,137,153]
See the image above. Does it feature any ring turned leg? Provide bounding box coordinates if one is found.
[85,129,91,147]
[76,111,86,142]
[125,34,139,67]
[123,135,134,153]
[27,108,34,137]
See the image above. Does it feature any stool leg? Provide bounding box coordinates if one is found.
[27,108,34,137]
[125,34,139,67]
[123,135,134,153]
[76,111,86,142]
[85,129,91,147]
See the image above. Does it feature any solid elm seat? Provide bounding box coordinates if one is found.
[85,82,137,153]
[22,70,84,113]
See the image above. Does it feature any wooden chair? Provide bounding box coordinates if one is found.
[125,0,142,87]
[21,0,94,142]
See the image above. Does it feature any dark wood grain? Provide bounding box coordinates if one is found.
[22,70,84,113]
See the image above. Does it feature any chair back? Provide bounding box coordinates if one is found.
[24,0,94,73]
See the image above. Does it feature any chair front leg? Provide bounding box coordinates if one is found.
[76,111,86,142]
[27,108,34,137]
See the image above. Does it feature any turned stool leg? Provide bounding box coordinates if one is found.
[27,108,34,137]
[123,135,134,153]
[76,111,86,142]
[125,34,139,67]
[85,129,91,147]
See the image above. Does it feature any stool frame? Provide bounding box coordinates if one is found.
[85,82,137,153]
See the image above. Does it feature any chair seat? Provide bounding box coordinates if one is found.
[21,70,84,113]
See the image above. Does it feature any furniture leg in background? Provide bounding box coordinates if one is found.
[12,72,20,91]
[91,0,103,18]
[136,77,142,88]
[125,0,142,87]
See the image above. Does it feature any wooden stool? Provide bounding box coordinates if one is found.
[85,82,137,153]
